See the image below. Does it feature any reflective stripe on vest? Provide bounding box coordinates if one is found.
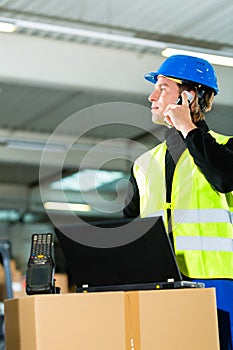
[176,236,233,252]
[148,209,232,223]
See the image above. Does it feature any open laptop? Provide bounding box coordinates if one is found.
[55,216,204,292]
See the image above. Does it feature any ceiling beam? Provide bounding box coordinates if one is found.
[0,33,233,105]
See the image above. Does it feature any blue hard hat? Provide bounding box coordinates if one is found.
[144,55,219,95]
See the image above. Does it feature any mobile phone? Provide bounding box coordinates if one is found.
[176,91,194,105]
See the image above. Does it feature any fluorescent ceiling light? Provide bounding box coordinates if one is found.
[6,139,66,152]
[51,169,127,192]
[0,16,165,50]
[162,48,233,67]
[44,201,91,212]
[0,20,17,33]
[0,210,19,221]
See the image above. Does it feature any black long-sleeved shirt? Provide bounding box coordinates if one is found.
[123,120,233,219]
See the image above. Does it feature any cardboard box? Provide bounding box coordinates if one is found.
[138,288,220,349]
[5,292,126,350]
[4,288,220,350]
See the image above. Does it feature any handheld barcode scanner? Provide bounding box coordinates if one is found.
[26,233,60,295]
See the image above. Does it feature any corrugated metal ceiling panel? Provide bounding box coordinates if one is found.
[0,0,232,48]
[0,81,148,134]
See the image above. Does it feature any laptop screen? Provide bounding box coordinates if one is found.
[55,216,183,291]
[55,217,181,290]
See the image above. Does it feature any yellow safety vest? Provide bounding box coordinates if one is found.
[133,130,233,279]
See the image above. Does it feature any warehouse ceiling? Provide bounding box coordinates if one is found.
[0,0,232,222]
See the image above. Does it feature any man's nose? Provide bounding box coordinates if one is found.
[148,90,156,102]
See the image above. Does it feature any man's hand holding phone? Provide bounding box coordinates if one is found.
[163,91,197,137]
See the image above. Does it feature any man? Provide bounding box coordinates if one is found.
[123,55,233,349]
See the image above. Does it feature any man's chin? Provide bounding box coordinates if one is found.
[151,114,167,126]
